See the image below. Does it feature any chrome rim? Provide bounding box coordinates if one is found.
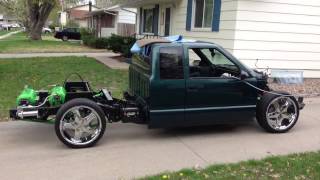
[59,106,102,146]
[266,97,298,131]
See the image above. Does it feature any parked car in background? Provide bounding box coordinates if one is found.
[11,23,21,28]
[54,28,81,41]
[2,24,12,30]
[42,27,52,34]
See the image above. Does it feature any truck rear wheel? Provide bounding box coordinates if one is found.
[257,92,299,133]
[55,98,106,148]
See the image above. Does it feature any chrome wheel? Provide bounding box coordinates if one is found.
[59,106,102,146]
[266,97,298,131]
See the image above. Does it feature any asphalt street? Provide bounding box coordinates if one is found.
[0,98,319,180]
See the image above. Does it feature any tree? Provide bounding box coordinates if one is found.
[25,0,57,40]
[0,0,83,40]
[0,0,28,28]
[0,0,57,40]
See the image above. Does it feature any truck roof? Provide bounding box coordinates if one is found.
[136,38,216,47]
[131,36,219,54]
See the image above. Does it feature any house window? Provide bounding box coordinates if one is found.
[194,0,214,28]
[143,8,154,33]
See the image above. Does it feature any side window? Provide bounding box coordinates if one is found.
[201,49,235,66]
[189,48,240,78]
[159,47,184,79]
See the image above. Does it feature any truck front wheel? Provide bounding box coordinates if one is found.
[55,98,106,148]
[257,92,299,133]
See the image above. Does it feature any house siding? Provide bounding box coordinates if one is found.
[118,9,136,24]
[172,0,238,51]
[136,0,238,51]
[134,0,320,77]
[233,0,320,77]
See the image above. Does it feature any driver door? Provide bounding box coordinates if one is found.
[185,47,257,125]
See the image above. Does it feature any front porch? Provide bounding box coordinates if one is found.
[90,10,117,38]
[123,0,179,37]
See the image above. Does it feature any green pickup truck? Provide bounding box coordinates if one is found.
[10,39,305,148]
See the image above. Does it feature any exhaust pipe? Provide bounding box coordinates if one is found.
[17,109,39,119]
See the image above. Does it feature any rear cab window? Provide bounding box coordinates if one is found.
[159,46,184,79]
[131,44,153,75]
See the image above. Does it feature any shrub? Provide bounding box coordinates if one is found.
[81,35,93,46]
[80,28,93,37]
[108,34,136,57]
[107,34,124,53]
[94,38,109,49]
[82,35,109,49]
[81,31,136,57]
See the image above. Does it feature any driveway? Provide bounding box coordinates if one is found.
[0,98,319,180]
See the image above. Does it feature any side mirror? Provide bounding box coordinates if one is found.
[240,71,249,80]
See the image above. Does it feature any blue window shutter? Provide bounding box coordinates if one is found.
[212,0,222,32]
[186,0,193,31]
[153,4,160,35]
[139,7,143,34]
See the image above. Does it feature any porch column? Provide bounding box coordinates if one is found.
[153,4,160,36]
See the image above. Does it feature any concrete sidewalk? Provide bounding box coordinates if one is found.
[0,99,319,180]
[0,30,21,40]
[0,52,118,58]
[0,52,130,70]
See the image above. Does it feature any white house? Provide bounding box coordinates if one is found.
[0,14,18,26]
[89,5,136,37]
[62,4,100,28]
[123,0,320,78]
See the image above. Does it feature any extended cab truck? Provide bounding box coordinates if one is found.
[131,42,269,128]
[10,39,305,148]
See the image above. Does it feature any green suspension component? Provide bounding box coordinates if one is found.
[16,86,39,106]
[48,86,67,106]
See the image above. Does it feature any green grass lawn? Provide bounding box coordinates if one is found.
[143,151,320,180]
[0,32,104,53]
[0,57,128,120]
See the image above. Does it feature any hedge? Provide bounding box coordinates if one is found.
[81,29,136,57]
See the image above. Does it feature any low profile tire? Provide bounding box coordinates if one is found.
[62,36,68,41]
[257,92,299,133]
[55,98,106,148]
